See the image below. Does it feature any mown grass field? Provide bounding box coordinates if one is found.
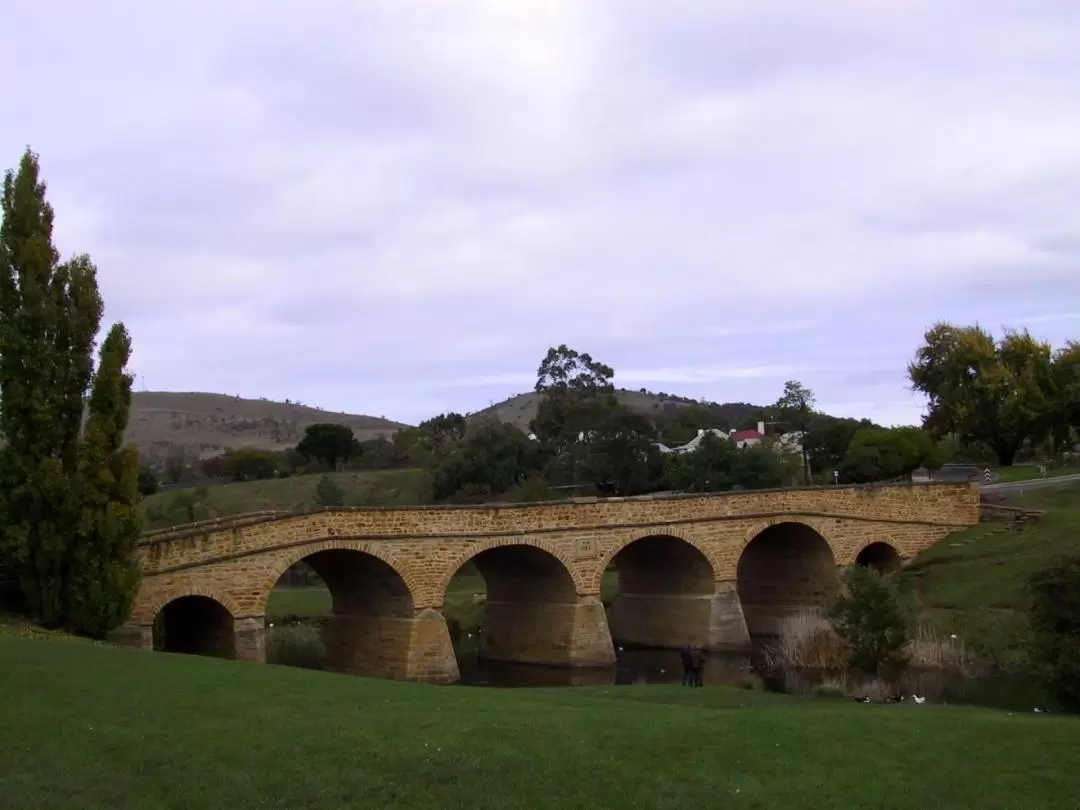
[2,633,1077,810]
[991,465,1080,484]
[140,469,432,529]
[903,480,1080,668]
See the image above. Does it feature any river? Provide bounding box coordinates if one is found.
[455,645,1055,711]
[266,624,1055,711]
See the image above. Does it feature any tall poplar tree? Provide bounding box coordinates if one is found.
[0,148,141,634]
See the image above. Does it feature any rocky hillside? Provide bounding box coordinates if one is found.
[127,392,407,462]
[470,389,764,433]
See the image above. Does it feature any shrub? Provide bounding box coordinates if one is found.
[314,475,345,508]
[266,625,325,670]
[811,679,846,699]
[1027,554,1080,711]
[738,673,765,691]
[828,565,914,674]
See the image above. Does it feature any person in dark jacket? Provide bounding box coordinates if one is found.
[686,645,708,686]
[680,645,695,686]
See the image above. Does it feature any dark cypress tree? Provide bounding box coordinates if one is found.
[66,323,142,634]
[0,148,141,634]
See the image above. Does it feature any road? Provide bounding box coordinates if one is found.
[981,472,1080,494]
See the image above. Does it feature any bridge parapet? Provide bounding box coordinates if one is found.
[137,481,979,575]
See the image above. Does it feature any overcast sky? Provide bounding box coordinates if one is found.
[2,1,1079,427]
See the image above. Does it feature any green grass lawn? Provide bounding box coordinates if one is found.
[140,469,432,529]
[991,465,1080,483]
[903,480,1080,667]
[2,634,1077,810]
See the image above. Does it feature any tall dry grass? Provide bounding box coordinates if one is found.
[762,608,971,672]
[762,611,847,669]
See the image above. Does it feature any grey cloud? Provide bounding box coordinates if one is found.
[3,1,1080,427]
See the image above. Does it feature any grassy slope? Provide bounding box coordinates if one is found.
[991,465,1079,483]
[2,634,1077,810]
[139,469,431,528]
[904,481,1080,666]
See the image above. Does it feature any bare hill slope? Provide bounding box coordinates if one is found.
[128,392,407,461]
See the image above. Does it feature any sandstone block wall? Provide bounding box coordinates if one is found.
[118,482,978,683]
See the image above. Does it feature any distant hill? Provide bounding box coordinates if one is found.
[127,388,768,464]
[470,389,765,433]
[127,392,407,462]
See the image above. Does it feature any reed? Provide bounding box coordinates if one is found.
[763,609,971,672]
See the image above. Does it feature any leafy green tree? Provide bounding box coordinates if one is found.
[774,380,815,484]
[908,323,1057,466]
[296,423,361,470]
[168,487,212,524]
[394,412,468,466]
[419,412,467,445]
[431,420,540,502]
[803,415,877,476]
[222,447,278,481]
[1050,342,1080,452]
[670,432,740,492]
[654,403,731,446]
[354,436,411,470]
[670,434,795,493]
[828,565,914,674]
[137,466,160,497]
[199,453,228,479]
[1027,554,1080,711]
[530,344,617,485]
[314,474,346,507]
[838,426,945,483]
[580,406,664,496]
[733,444,799,490]
[0,149,142,634]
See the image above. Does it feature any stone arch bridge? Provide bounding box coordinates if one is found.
[113,482,979,684]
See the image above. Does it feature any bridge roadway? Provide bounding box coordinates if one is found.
[112,481,980,684]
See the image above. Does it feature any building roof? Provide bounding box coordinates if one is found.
[731,429,764,441]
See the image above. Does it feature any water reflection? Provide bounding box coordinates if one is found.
[455,644,1055,711]
[264,624,1054,712]
[457,647,758,689]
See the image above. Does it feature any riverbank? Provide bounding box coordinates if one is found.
[2,632,1077,810]
[903,479,1080,669]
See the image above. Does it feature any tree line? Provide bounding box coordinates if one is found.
[151,344,971,508]
[0,150,141,637]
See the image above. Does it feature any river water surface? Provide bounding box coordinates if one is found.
[455,645,1054,711]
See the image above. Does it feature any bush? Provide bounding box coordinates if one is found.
[314,475,345,508]
[811,679,847,699]
[266,625,325,670]
[828,565,914,674]
[1027,554,1080,711]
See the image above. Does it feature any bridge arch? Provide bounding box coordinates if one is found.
[854,541,902,572]
[258,539,418,677]
[432,537,583,605]
[438,539,593,668]
[602,531,720,649]
[255,538,419,617]
[145,584,245,626]
[152,592,238,659]
[736,519,840,638]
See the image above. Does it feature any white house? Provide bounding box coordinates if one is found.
[656,421,803,457]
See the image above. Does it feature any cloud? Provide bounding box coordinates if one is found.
[2,0,1079,426]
